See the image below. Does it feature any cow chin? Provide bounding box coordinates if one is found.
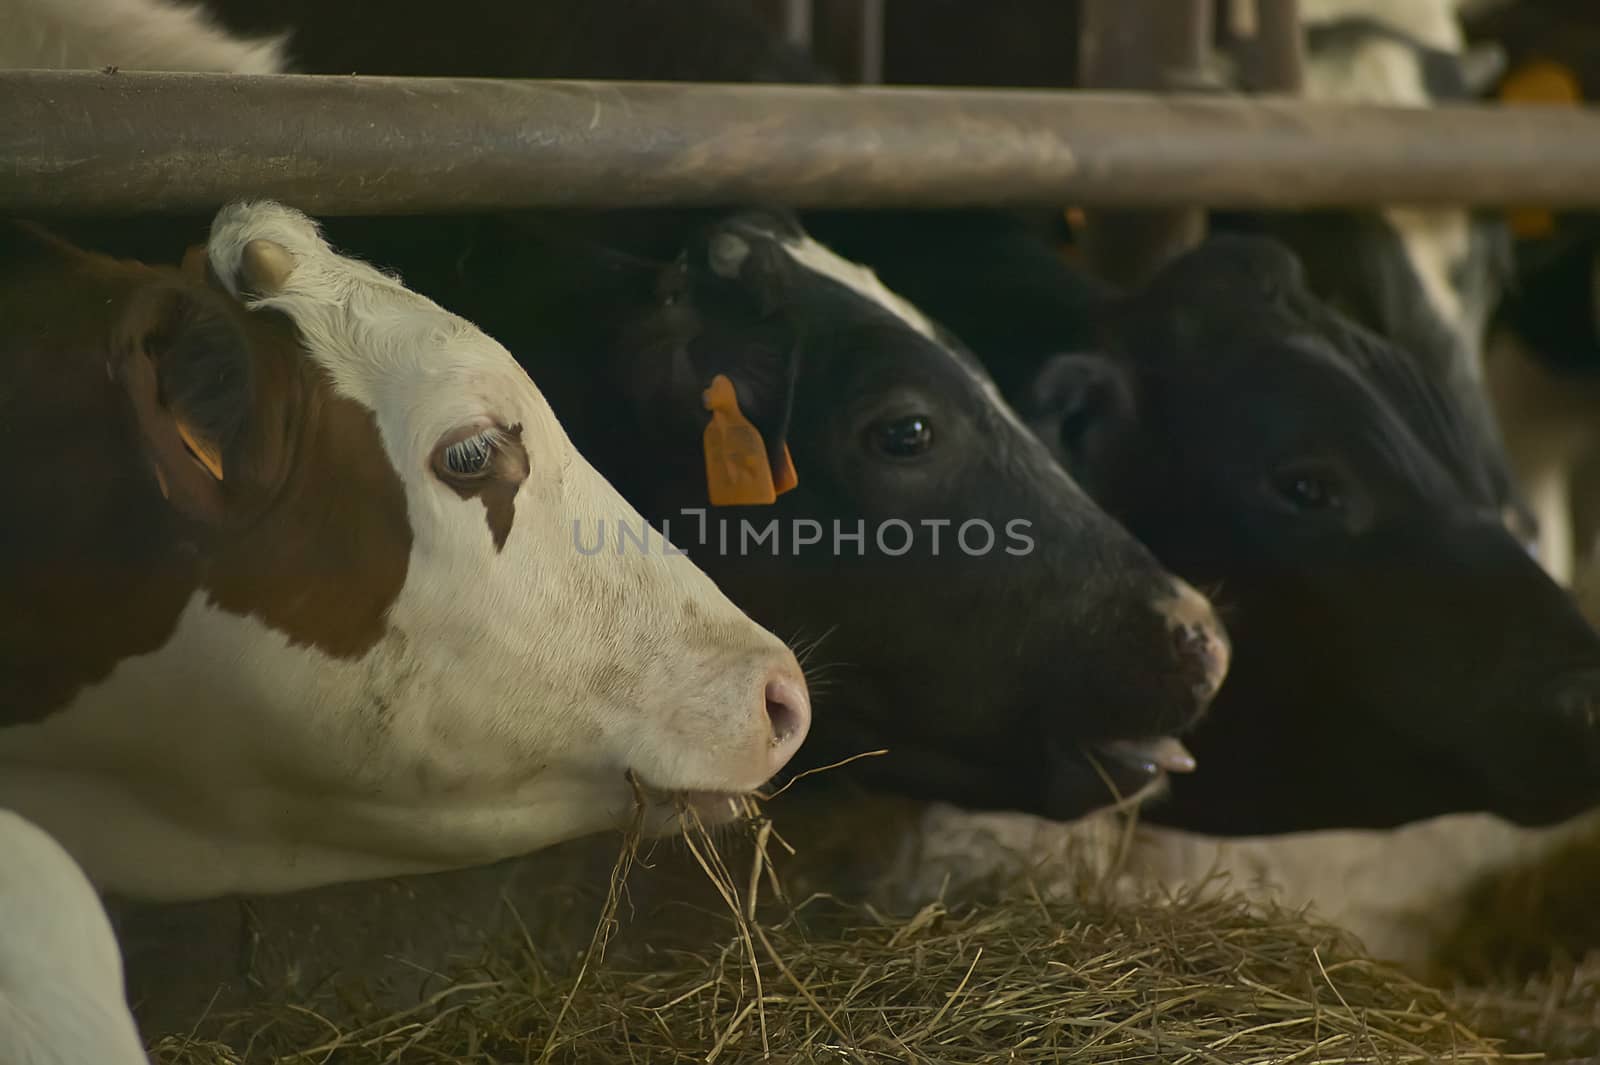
[632,784,762,837]
[1043,745,1176,822]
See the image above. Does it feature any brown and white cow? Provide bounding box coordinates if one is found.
[0,202,810,900]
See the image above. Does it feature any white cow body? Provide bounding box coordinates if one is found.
[0,810,148,1065]
[0,203,809,900]
[2,0,285,72]
[898,803,1600,971]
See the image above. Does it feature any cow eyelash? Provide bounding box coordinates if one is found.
[442,430,496,477]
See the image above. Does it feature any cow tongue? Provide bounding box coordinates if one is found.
[1096,736,1196,774]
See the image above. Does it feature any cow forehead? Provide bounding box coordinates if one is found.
[773,233,940,342]
[207,202,542,447]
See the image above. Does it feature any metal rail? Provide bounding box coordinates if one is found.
[4,70,1600,215]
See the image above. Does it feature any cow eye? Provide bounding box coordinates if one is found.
[436,429,496,479]
[867,415,934,459]
[1270,464,1344,512]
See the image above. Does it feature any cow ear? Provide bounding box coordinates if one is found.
[698,220,796,317]
[115,284,254,524]
[621,230,801,506]
[1020,353,1139,479]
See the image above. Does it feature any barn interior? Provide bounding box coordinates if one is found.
[7,0,1600,1062]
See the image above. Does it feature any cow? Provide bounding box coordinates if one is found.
[1484,216,1600,589]
[0,811,148,1065]
[0,203,813,901]
[1211,0,1526,554]
[1460,2,1600,587]
[1013,236,1600,833]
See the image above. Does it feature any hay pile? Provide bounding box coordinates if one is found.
[145,809,1526,1065]
[1432,812,1600,1059]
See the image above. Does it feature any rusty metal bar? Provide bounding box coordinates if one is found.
[8,71,1600,215]
[1078,0,1215,287]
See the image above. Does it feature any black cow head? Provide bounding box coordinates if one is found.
[467,209,1233,821]
[1018,236,1600,832]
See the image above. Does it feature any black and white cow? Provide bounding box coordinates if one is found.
[1212,0,1525,544]
[1010,234,1600,833]
[1461,1,1600,587]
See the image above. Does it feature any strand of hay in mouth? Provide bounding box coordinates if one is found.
[147,797,1525,1065]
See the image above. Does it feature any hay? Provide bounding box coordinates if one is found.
[1452,956,1600,1060]
[145,804,1526,1065]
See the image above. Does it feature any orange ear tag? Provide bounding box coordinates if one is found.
[1500,61,1582,239]
[702,375,798,506]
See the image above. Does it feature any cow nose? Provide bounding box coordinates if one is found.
[762,666,812,773]
[1158,581,1231,705]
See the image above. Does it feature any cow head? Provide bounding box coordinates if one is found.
[1215,0,1516,514]
[1019,236,1600,832]
[470,210,1230,822]
[0,204,809,899]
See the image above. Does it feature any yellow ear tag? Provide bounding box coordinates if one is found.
[175,420,224,481]
[1500,61,1583,239]
[702,374,796,506]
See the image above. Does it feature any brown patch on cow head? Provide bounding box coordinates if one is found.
[432,422,530,552]
[0,221,412,726]
[199,308,413,658]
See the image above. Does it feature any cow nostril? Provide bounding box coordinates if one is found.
[763,672,812,753]
[1157,582,1231,703]
[1172,622,1229,700]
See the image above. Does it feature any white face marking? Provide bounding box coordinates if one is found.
[1,0,288,73]
[0,812,146,1065]
[772,226,1096,497]
[1298,0,1466,52]
[777,234,942,342]
[0,202,807,900]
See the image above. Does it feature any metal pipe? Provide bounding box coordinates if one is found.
[1078,0,1214,287]
[7,71,1600,215]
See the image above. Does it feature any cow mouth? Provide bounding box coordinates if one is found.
[630,777,762,836]
[1061,735,1198,813]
